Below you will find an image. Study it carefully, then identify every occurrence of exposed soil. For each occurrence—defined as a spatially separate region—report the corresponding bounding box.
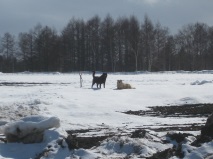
[65,103,213,152]
[122,103,213,132]
[146,123,203,132]
[123,103,213,118]
[66,129,115,149]
[65,134,108,149]
[0,82,70,86]
[0,103,212,158]
[147,146,184,159]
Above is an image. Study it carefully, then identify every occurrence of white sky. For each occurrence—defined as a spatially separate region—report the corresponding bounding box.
[0,0,213,35]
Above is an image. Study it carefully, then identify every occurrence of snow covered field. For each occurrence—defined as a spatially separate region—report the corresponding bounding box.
[0,71,213,159]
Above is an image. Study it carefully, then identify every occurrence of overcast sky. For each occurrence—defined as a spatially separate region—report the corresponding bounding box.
[0,0,213,36]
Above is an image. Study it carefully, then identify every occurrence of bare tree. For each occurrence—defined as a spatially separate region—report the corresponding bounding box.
[1,32,16,72]
[128,15,140,71]
[114,17,129,72]
[18,32,35,71]
[175,23,209,70]
[193,22,208,69]
[101,15,116,72]
[141,15,155,71]
[85,16,101,71]
[154,22,169,70]
[207,26,213,69]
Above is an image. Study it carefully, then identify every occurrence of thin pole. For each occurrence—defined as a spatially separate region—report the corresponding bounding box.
[79,72,83,87]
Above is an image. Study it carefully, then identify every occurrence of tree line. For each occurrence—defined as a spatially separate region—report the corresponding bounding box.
[0,15,213,73]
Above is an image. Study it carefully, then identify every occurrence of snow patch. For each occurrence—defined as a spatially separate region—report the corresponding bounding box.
[191,80,213,85]
[183,142,213,159]
[1,116,60,139]
[70,149,100,159]
[97,136,171,158]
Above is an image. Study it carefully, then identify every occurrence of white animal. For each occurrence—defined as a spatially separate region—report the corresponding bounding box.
[117,80,134,89]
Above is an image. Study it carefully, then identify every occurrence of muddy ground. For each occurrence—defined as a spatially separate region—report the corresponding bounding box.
[123,103,213,118]
[66,103,213,149]
[0,103,212,158]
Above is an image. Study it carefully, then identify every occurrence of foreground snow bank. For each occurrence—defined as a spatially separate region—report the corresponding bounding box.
[0,115,60,143]
[0,129,69,159]
[0,115,70,159]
